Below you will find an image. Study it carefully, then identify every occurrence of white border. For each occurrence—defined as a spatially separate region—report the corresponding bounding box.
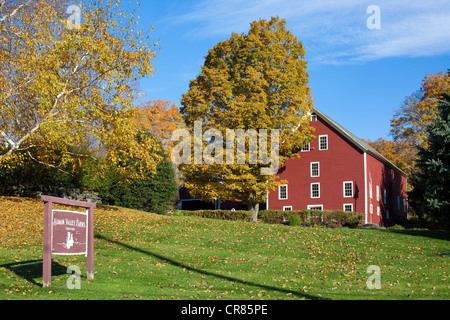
[310,162,320,177]
[51,209,88,256]
[318,135,328,150]
[301,142,310,152]
[278,184,288,200]
[343,203,353,212]
[364,152,368,224]
[310,183,320,199]
[343,181,353,198]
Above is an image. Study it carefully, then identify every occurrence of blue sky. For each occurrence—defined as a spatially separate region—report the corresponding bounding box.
[130,0,449,141]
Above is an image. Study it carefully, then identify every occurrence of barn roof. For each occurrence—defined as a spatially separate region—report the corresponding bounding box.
[312,108,406,177]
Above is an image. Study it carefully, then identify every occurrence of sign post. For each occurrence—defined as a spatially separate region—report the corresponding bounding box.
[41,196,96,288]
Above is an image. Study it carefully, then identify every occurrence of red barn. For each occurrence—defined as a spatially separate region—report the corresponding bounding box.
[268,108,408,227]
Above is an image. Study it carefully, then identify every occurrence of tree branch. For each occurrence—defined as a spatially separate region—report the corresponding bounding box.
[27,150,72,176]
[0,0,32,25]
[17,144,100,162]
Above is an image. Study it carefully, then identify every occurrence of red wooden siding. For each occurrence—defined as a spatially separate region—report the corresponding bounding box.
[268,111,408,227]
[365,153,407,226]
[269,116,366,214]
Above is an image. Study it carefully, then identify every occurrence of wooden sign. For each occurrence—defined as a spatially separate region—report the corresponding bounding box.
[41,196,96,288]
[52,210,88,256]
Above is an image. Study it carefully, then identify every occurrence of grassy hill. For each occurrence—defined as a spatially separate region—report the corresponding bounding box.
[0,196,449,300]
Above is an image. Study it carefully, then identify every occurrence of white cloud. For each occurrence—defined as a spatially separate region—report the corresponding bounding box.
[356,11,450,60]
[166,0,450,65]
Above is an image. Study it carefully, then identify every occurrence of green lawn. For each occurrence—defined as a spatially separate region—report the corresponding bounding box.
[0,197,449,300]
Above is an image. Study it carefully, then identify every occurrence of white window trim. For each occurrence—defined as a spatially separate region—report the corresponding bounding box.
[343,181,353,198]
[307,205,323,210]
[279,185,288,200]
[311,183,320,199]
[364,153,368,224]
[370,204,373,214]
[343,203,353,212]
[311,115,317,122]
[376,186,380,201]
[301,142,310,152]
[310,162,320,177]
[318,135,328,151]
[283,206,293,211]
[377,206,380,216]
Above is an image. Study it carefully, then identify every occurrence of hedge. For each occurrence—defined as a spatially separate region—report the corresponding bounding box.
[173,209,364,228]
[177,210,252,221]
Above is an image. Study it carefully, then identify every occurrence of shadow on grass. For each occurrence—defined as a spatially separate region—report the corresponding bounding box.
[95,233,327,300]
[0,259,68,287]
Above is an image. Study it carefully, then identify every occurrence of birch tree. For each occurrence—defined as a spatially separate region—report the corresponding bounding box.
[0,0,162,179]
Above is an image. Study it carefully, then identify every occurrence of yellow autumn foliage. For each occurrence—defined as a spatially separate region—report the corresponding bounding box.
[0,0,161,179]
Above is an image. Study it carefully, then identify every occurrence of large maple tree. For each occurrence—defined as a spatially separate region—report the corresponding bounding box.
[179,17,315,222]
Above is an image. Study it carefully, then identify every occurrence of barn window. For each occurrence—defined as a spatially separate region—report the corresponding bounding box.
[311,183,320,198]
[343,181,353,198]
[301,142,310,152]
[343,204,353,212]
[377,206,380,216]
[319,135,328,150]
[397,196,400,210]
[307,205,323,210]
[376,185,380,201]
[311,115,317,122]
[279,185,288,200]
[311,162,320,177]
[283,206,292,211]
[383,189,387,204]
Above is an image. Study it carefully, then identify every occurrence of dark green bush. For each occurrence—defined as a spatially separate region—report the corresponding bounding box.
[97,156,177,215]
[257,209,312,224]
[322,210,363,228]
[177,208,364,228]
[258,209,288,224]
[287,215,302,226]
[95,131,178,214]
[180,210,252,221]
[172,211,184,217]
